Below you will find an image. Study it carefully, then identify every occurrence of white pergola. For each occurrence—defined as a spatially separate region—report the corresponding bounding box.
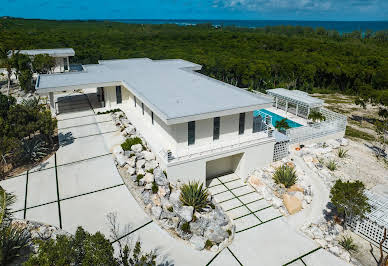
[266,88,324,118]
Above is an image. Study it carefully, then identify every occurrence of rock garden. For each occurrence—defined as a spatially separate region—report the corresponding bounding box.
[248,159,313,216]
[110,111,235,252]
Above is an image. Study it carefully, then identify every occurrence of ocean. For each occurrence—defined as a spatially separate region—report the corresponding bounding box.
[108,19,388,33]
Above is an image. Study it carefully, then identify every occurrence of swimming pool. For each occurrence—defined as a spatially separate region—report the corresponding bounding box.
[254,109,302,128]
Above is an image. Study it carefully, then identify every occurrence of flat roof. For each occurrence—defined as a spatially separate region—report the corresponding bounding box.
[36,58,272,124]
[14,48,75,57]
[267,88,324,108]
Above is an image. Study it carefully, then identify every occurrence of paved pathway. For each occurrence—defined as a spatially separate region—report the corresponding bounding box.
[0,91,350,265]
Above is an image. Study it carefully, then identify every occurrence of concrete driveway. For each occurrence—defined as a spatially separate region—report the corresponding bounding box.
[0,91,351,266]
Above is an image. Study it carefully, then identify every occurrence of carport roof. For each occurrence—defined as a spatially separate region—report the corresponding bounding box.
[12,48,75,57]
[36,58,273,125]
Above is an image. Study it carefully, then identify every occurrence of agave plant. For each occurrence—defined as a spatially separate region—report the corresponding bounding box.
[21,137,49,162]
[339,235,358,253]
[337,148,349,158]
[179,182,209,212]
[21,97,41,109]
[273,165,298,188]
[326,160,337,171]
[0,186,16,225]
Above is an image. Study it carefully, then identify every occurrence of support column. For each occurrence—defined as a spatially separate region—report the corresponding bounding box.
[49,92,56,116]
[66,56,70,72]
[275,97,278,109]
[296,104,299,117]
[307,107,310,119]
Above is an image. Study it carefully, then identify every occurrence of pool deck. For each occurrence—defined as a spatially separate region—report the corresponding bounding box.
[266,107,309,126]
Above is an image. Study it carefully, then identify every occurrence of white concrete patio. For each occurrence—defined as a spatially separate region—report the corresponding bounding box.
[0,91,351,266]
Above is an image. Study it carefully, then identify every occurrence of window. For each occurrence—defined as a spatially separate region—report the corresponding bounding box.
[142,103,144,115]
[239,113,245,135]
[188,121,195,145]
[134,96,136,107]
[151,112,154,125]
[213,117,220,140]
[116,86,122,104]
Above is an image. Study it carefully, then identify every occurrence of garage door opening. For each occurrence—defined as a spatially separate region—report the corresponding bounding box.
[206,153,243,180]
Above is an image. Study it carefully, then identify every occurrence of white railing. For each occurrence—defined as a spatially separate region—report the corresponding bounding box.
[286,108,347,144]
[160,132,271,164]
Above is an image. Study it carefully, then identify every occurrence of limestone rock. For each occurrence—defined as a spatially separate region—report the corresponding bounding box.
[152,194,161,206]
[127,167,135,176]
[144,173,154,183]
[142,151,155,161]
[340,138,349,146]
[124,125,135,136]
[190,217,209,236]
[212,207,229,227]
[283,194,302,215]
[190,235,206,250]
[154,168,169,186]
[288,184,304,193]
[136,159,146,169]
[169,189,182,207]
[204,222,228,243]
[142,191,152,205]
[131,144,143,153]
[144,183,153,190]
[248,176,265,189]
[294,191,304,201]
[115,154,127,167]
[176,206,194,222]
[145,160,158,171]
[113,145,124,155]
[151,206,162,219]
[272,197,283,209]
[127,156,136,167]
[157,186,168,198]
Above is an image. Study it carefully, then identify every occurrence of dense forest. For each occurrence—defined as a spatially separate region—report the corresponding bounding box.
[0,18,387,105]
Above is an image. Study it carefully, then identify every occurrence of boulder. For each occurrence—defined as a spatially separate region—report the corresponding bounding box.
[143,173,154,183]
[288,184,304,193]
[152,194,161,206]
[190,217,209,236]
[145,160,158,171]
[154,168,169,186]
[329,246,341,256]
[190,235,206,251]
[248,176,265,189]
[127,167,135,176]
[115,154,127,167]
[286,161,295,168]
[272,197,283,209]
[315,238,328,248]
[124,150,134,157]
[127,156,136,168]
[113,145,124,155]
[157,186,169,198]
[142,191,152,205]
[169,190,182,207]
[176,206,194,222]
[212,207,229,227]
[142,151,155,161]
[136,159,146,169]
[305,195,312,204]
[294,191,304,201]
[283,194,302,215]
[162,217,179,229]
[340,138,349,146]
[144,183,153,190]
[151,206,162,219]
[131,144,143,153]
[124,125,135,136]
[204,222,228,243]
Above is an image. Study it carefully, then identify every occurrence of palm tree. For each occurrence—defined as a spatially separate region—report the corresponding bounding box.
[0,186,16,225]
[275,118,290,133]
[308,110,326,123]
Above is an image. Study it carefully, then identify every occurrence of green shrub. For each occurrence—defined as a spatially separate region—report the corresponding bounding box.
[345,126,375,141]
[209,203,215,209]
[326,160,337,171]
[121,137,143,151]
[21,137,49,163]
[167,206,173,212]
[96,108,122,115]
[204,240,213,249]
[0,225,32,265]
[180,222,190,234]
[273,165,298,188]
[151,182,158,194]
[146,168,154,174]
[180,181,209,212]
[163,170,167,177]
[227,229,232,236]
[136,174,144,185]
[337,148,349,158]
[339,236,358,253]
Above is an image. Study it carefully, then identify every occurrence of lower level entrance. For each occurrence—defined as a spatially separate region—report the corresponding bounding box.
[205,153,243,179]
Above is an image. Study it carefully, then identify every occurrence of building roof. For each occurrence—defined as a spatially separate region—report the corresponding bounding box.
[14,48,75,57]
[267,88,324,108]
[36,58,272,125]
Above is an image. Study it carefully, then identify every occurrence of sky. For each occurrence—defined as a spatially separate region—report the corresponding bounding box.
[2,0,388,21]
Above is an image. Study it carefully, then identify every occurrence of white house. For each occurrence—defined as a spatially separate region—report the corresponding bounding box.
[14,48,75,73]
[36,58,276,185]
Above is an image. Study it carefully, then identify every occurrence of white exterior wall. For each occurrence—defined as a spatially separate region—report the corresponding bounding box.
[102,85,275,186]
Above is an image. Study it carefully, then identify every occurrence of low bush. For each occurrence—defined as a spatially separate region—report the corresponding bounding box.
[21,137,49,163]
[204,240,213,249]
[339,236,358,253]
[180,222,191,234]
[146,168,154,174]
[180,181,209,212]
[121,137,143,151]
[96,108,122,115]
[167,206,173,212]
[273,165,298,188]
[136,174,144,185]
[326,160,337,171]
[345,126,375,141]
[151,182,158,194]
[337,148,349,158]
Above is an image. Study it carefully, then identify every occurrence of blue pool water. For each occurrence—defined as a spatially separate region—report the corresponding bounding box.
[254,109,302,128]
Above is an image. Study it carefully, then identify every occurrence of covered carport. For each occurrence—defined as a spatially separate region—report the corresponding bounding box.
[206,153,243,179]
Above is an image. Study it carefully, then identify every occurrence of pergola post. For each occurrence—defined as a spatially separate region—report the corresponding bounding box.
[307,107,310,119]
[285,100,288,114]
[49,92,56,115]
[296,104,299,117]
[66,56,70,71]
[275,97,278,109]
